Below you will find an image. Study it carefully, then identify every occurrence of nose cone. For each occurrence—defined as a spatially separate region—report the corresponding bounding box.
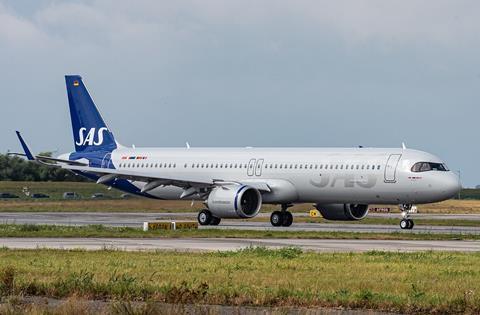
[442,173,462,199]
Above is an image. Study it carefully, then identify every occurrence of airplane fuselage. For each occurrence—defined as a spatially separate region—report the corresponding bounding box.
[70,146,460,205]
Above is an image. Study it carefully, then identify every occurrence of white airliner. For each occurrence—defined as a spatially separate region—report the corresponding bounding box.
[13,75,461,229]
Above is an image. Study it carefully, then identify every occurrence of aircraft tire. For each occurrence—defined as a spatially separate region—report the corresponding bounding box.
[270,211,283,227]
[407,219,414,229]
[282,211,293,227]
[400,219,409,230]
[198,209,213,226]
[210,217,221,226]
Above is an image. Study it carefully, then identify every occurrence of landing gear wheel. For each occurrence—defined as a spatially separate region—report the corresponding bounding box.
[198,209,213,226]
[282,211,293,227]
[270,211,283,227]
[407,219,414,229]
[400,219,409,230]
[210,217,221,226]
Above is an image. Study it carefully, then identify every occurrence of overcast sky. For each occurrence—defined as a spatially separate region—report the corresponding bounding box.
[0,1,478,186]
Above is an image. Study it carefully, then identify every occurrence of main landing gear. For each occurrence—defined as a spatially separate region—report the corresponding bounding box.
[197,209,221,226]
[399,204,417,230]
[270,204,293,227]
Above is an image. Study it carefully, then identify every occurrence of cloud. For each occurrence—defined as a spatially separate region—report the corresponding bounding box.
[0,3,49,48]
[0,1,478,185]
[2,0,479,50]
[302,0,480,47]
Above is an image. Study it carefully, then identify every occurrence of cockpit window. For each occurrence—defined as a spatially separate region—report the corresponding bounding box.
[411,162,449,172]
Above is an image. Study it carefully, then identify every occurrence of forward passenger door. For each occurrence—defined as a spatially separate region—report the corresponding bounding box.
[384,154,402,183]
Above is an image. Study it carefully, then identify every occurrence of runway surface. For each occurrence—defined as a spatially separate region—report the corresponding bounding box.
[1,212,480,234]
[0,237,479,252]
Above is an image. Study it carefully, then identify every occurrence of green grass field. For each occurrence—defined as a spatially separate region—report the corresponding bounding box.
[0,224,478,241]
[0,181,126,200]
[0,248,479,314]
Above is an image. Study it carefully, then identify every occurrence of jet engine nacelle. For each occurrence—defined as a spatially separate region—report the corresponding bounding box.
[315,204,369,221]
[207,185,262,218]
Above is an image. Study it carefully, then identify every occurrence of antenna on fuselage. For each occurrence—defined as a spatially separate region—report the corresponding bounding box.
[402,142,407,150]
[186,142,190,149]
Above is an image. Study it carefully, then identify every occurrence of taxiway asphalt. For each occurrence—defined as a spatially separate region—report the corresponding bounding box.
[1,212,479,234]
[0,237,479,252]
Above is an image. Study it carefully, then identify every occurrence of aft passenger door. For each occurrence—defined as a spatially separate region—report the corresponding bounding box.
[384,154,402,183]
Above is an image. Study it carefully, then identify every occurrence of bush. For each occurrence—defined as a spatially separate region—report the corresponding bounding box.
[0,154,88,182]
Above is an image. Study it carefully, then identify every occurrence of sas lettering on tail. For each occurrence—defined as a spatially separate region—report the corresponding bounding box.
[75,127,109,146]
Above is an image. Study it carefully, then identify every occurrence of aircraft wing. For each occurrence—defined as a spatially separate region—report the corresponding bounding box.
[64,164,214,188]
[63,164,272,193]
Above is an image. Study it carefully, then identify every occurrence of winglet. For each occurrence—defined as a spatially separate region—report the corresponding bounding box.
[15,131,35,161]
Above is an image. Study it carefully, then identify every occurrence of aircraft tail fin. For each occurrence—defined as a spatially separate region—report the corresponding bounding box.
[65,75,117,153]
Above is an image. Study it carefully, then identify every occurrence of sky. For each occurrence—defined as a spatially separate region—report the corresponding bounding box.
[0,0,478,186]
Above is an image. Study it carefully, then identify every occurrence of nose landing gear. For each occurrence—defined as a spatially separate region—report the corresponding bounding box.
[399,204,417,230]
[400,218,414,229]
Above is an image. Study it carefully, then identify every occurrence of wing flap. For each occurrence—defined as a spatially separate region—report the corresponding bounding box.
[63,164,273,193]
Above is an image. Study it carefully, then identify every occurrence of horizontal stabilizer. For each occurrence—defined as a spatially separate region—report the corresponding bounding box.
[11,132,88,166]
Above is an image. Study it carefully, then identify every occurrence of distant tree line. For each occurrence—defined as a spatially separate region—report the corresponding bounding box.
[0,154,88,182]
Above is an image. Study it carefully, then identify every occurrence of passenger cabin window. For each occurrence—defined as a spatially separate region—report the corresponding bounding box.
[411,162,449,172]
